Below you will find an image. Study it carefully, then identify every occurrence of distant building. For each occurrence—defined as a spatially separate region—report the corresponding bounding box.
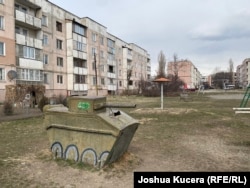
[236,58,250,88]
[167,60,202,90]
[0,0,151,103]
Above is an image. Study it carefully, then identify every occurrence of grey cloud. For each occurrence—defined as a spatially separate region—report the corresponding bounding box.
[190,10,250,41]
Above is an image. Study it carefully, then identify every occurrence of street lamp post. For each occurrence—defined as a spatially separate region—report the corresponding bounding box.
[153,77,171,109]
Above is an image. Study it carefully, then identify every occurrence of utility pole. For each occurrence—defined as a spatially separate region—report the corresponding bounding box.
[94,53,98,96]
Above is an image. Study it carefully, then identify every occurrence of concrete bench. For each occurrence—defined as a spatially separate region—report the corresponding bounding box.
[233,108,250,114]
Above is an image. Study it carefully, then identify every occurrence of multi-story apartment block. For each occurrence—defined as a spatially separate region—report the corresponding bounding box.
[0,0,151,103]
[236,58,250,88]
[167,60,202,89]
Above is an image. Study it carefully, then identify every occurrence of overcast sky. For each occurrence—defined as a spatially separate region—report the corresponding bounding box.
[50,0,250,76]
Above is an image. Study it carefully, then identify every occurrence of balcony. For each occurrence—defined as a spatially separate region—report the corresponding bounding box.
[108,84,117,91]
[107,72,116,78]
[15,0,42,9]
[15,10,41,30]
[16,33,42,49]
[73,50,87,60]
[18,58,43,70]
[108,47,115,54]
[74,84,88,91]
[107,59,116,66]
[123,47,132,60]
[73,67,87,75]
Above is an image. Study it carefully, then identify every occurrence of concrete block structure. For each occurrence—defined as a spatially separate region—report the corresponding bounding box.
[0,0,151,103]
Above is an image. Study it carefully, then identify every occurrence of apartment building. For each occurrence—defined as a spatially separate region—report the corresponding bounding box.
[236,58,250,88]
[167,60,202,89]
[0,0,151,103]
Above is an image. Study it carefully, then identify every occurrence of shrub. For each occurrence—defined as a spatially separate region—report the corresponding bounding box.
[3,101,14,116]
[38,96,49,112]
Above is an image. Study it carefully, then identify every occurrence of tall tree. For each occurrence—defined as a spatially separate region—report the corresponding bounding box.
[156,50,166,78]
[228,58,234,84]
[172,53,179,80]
[126,66,133,94]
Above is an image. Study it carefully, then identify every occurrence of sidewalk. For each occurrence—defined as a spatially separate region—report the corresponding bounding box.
[0,105,43,122]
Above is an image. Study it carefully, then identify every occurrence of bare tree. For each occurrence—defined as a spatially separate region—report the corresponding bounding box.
[166,53,186,92]
[126,66,133,94]
[156,50,166,78]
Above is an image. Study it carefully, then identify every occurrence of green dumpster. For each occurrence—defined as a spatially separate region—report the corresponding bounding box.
[43,96,139,168]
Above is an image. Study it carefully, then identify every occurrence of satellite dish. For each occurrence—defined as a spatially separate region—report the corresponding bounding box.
[7,70,17,80]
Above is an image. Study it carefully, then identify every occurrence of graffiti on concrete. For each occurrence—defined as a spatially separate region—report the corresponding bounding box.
[51,141,109,168]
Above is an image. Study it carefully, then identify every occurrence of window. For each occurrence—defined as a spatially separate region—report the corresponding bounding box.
[57,75,63,84]
[107,39,115,48]
[100,51,104,58]
[92,48,96,56]
[101,78,105,85]
[92,33,97,42]
[92,62,96,71]
[0,0,4,4]
[15,27,28,36]
[108,65,114,73]
[92,76,97,85]
[43,34,48,45]
[0,16,4,30]
[100,36,104,45]
[119,81,122,87]
[42,15,48,26]
[109,78,114,84]
[129,80,133,86]
[74,74,86,84]
[15,4,27,13]
[23,46,35,59]
[44,73,48,84]
[17,69,42,81]
[43,54,48,64]
[57,57,63,67]
[0,68,5,80]
[73,41,85,51]
[73,23,85,36]
[56,21,62,32]
[22,29,28,36]
[0,42,5,56]
[56,39,63,49]
[74,59,87,68]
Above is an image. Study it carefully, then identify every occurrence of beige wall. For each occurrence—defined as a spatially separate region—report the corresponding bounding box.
[0,1,16,102]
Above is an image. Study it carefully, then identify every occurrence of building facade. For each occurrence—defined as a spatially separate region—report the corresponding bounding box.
[167,60,202,89]
[0,0,151,103]
[236,58,250,88]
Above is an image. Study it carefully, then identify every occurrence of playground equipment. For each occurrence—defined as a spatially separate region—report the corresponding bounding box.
[233,85,250,114]
[43,96,138,168]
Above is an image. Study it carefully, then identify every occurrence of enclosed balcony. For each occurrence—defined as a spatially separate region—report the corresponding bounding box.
[17,58,43,70]
[108,84,117,91]
[16,33,42,49]
[73,67,87,75]
[15,9,41,30]
[73,84,88,91]
[15,0,42,9]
